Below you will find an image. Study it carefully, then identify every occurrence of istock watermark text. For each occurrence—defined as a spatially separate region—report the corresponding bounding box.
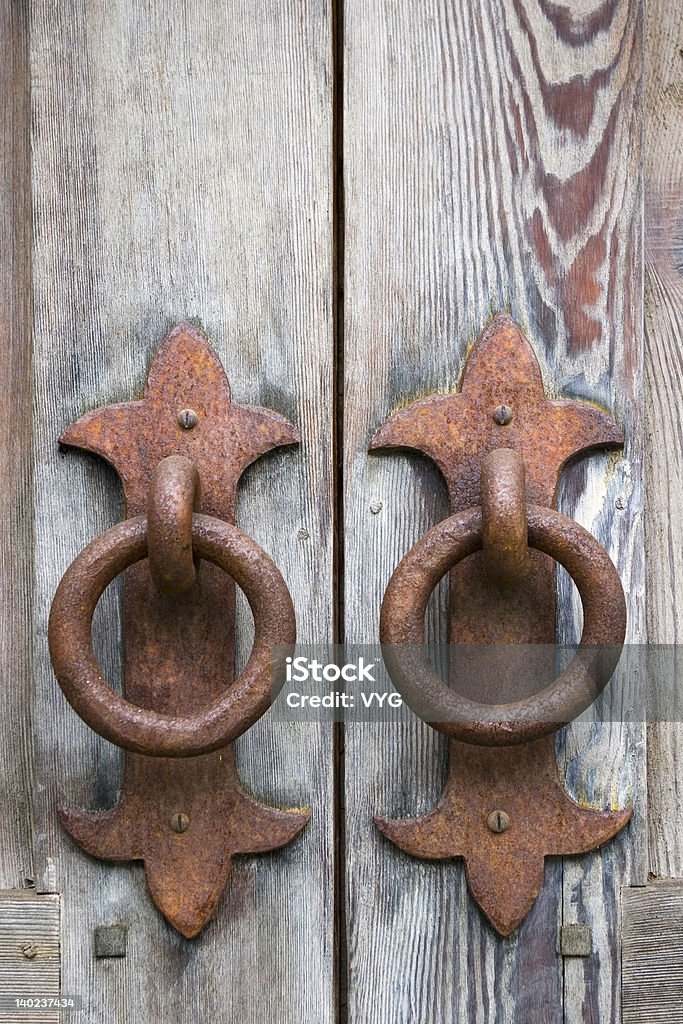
[272,645,408,722]
[285,655,377,684]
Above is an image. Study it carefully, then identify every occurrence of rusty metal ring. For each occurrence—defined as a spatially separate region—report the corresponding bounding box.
[379,504,626,746]
[48,514,295,757]
[148,455,201,597]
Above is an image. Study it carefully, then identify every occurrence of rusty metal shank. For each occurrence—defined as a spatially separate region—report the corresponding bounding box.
[48,513,295,757]
[379,503,626,745]
[480,448,528,585]
[148,455,201,597]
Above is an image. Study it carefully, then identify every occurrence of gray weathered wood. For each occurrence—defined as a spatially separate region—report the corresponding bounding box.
[30,2,334,1021]
[0,890,60,1024]
[342,1,644,1021]
[0,0,34,890]
[643,1,683,878]
[622,881,683,1022]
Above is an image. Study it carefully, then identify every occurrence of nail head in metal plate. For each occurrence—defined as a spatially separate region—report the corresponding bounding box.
[170,812,190,833]
[486,809,510,833]
[492,403,513,426]
[177,408,198,429]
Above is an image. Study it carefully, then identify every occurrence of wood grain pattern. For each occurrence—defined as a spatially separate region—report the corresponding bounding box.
[30,3,334,1021]
[643,1,683,878]
[622,881,683,1023]
[342,1,643,1021]
[0,0,34,890]
[0,890,60,1023]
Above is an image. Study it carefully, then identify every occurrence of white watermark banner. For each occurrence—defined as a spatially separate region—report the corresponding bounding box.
[269,644,674,724]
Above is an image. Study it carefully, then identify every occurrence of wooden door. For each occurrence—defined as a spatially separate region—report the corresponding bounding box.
[1,1,682,1022]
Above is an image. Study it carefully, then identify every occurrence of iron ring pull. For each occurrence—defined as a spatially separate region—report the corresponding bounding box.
[379,449,627,746]
[48,455,295,758]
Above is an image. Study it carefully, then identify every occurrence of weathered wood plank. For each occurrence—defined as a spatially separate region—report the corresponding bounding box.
[342,2,644,1021]
[643,2,683,877]
[30,3,334,1021]
[0,0,34,890]
[622,881,683,1023]
[0,890,60,1024]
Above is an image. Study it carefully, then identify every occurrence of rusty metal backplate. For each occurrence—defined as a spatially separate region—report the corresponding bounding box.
[376,736,630,937]
[57,323,309,938]
[372,313,631,935]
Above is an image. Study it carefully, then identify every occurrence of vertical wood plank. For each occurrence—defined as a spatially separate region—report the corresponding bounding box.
[342,2,643,1021]
[622,881,683,1023]
[30,3,334,1021]
[643,2,683,877]
[0,0,34,889]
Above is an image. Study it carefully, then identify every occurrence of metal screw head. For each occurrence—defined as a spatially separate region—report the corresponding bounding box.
[20,942,38,959]
[370,500,383,515]
[492,404,513,426]
[177,408,198,430]
[170,812,190,833]
[486,809,510,833]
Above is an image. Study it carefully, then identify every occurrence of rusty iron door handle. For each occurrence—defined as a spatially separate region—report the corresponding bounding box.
[47,324,309,938]
[379,448,626,746]
[49,458,295,757]
[372,314,632,936]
